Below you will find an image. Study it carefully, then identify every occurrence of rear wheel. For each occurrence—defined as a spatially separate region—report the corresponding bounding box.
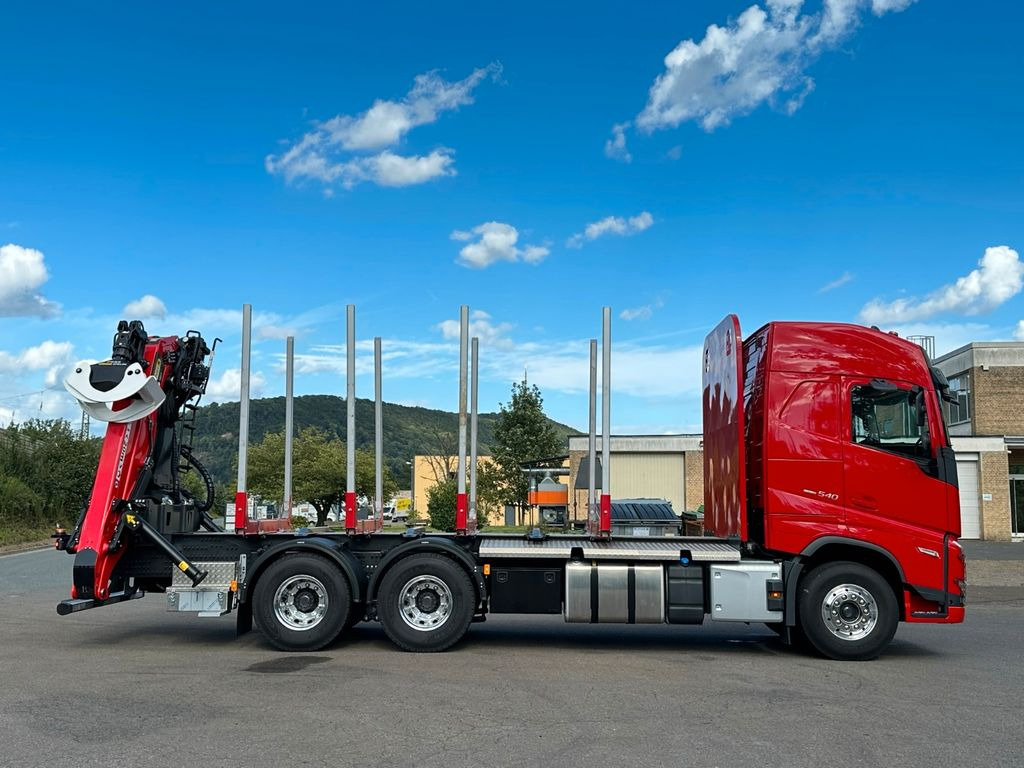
[377,554,475,652]
[253,553,351,651]
[797,561,897,661]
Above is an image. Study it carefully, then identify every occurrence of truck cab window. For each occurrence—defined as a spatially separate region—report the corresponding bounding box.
[851,386,927,460]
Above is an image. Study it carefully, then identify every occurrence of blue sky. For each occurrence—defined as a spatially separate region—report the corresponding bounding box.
[1,0,1022,435]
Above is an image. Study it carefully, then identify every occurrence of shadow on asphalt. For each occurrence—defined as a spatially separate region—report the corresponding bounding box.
[67,608,942,662]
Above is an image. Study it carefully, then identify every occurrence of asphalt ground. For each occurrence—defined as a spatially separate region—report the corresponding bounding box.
[1,548,1022,768]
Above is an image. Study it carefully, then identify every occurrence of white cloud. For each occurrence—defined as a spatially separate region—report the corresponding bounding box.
[0,340,76,424]
[257,324,298,341]
[1015,321,1024,342]
[437,309,515,347]
[452,222,550,269]
[604,122,632,163]
[819,271,853,293]
[859,245,1023,324]
[266,65,499,190]
[204,368,266,402]
[503,341,704,400]
[567,211,653,249]
[620,306,654,322]
[625,0,916,145]
[122,294,167,320]
[365,149,455,186]
[0,243,60,318]
[0,340,74,374]
[621,295,666,322]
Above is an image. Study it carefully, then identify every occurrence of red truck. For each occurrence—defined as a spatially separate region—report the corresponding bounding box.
[53,312,964,661]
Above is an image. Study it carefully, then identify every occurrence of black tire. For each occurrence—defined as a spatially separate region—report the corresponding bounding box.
[253,553,351,651]
[797,561,898,661]
[376,553,475,652]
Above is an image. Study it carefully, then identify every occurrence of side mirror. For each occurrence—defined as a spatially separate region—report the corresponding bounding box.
[913,387,932,456]
[930,366,959,404]
[913,387,926,427]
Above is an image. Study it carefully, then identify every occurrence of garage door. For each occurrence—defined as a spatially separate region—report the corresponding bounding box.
[609,453,685,514]
[956,458,981,539]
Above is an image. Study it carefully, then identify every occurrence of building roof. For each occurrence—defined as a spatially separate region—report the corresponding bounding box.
[567,434,702,452]
[934,341,1024,374]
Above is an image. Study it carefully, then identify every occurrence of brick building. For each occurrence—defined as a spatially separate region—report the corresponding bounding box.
[933,341,1024,540]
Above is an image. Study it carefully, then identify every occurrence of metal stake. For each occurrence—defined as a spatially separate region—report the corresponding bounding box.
[234,304,252,532]
[456,305,469,533]
[374,336,383,530]
[588,338,597,528]
[469,336,479,530]
[284,335,294,521]
[600,307,611,536]
[345,305,356,532]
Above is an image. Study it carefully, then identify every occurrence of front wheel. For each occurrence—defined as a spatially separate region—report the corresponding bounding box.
[253,553,351,651]
[797,562,898,661]
[377,554,475,652]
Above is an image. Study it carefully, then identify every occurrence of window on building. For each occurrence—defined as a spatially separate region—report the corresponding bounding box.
[945,371,971,424]
[851,385,928,460]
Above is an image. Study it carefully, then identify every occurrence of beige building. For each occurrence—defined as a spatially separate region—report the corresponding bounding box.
[934,341,1024,540]
[411,454,499,524]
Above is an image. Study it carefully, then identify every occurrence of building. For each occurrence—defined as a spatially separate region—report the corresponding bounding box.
[566,435,704,525]
[411,454,499,524]
[933,341,1024,540]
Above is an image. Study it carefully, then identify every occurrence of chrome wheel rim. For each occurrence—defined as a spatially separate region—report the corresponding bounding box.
[398,575,453,632]
[273,575,329,631]
[821,583,878,641]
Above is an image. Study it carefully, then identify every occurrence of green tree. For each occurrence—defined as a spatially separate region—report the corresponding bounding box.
[247,427,397,526]
[426,478,457,531]
[293,433,346,525]
[491,381,563,521]
[475,462,506,526]
[0,419,101,544]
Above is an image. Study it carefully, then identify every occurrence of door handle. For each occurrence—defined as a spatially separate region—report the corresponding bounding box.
[850,495,879,511]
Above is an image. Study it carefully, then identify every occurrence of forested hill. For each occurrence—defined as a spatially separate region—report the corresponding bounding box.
[191,395,578,488]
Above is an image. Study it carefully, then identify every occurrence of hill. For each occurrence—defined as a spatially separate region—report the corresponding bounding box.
[190,395,577,489]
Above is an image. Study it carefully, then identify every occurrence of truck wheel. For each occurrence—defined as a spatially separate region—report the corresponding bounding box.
[797,562,897,661]
[253,553,351,652]
[377,554,474,652]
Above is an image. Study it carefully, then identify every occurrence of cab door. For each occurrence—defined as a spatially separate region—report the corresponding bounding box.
[842,378,949,536]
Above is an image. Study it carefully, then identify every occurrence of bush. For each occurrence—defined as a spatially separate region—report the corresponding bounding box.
[289,514,310,528]
[426,478,457,532]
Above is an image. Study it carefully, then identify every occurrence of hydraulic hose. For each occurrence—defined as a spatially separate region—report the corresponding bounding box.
[180,446,215,513]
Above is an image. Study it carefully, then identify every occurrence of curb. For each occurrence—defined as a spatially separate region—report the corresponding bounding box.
[0,540,52,557]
